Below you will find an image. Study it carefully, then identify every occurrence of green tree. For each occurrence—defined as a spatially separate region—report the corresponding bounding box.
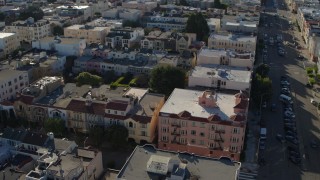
[44,118,65,137]
[19,6,44,21]
[47,0,57,3]
[53,25,64,36]
[104,125,129,150]
[185,13,210,41]
[255,63,270,77]
[213,0,228,9]
[251,74,273,105]
[75,72,103,86]
[123,20,141,28]
[179,0,189,6]
[89,126,104,146]
[149,66,186,97]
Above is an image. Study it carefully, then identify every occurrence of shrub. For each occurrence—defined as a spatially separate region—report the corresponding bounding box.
[306,67,314,74]
[308,74,315,78]
[316,74,320,80]
[309,77,316,85]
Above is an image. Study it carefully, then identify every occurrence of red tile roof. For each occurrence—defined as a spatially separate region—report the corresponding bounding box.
[105,100,129,111]
[19,95,34,104]
[66,99,106,115]
[131,115,152,124]
[230,114,246,122]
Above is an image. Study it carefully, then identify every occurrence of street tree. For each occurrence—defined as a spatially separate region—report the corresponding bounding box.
[185,12,210,41]
[149,65,186,97]
[19,6,44,21]
[75,72,103,87]
[53,25,64,36]
[255,63,270,77]
[251,74,273,105]
[44,118,65,137]
[104,125,129,150]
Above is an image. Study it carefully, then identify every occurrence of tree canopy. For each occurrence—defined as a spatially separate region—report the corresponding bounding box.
[255,63,270,77]
[213,0,228,9]
[104,125,129,150]
[149,66,186,97]
[251,74,273,105]
[75,72,103,87]
[185,12,210,41]
[0,12,6,21]
[44,118,65,137]
[53,25,64,36]
[19,6,44,21]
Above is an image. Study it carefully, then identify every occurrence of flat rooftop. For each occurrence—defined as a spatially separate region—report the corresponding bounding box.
[117,145,241,180]
[199,48,253,59]
[160,88,236,120]
[0,32,15,39]
[66,25,108,31]
[190,65,251,83]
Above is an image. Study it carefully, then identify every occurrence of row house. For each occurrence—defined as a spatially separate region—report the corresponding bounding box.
[105,27,144,49]
[197,48,254,69]
[220,14,259,33]
[141,30,196,52]
[122,0,157,13]
[297,7,320,44]
[56,5,93,22]
[158,89,249,161]
[5,17,50,43]
[64,24,110,44]
[208,32,257,54]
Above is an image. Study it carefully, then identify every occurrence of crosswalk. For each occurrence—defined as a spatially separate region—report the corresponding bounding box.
[238,171,258,180]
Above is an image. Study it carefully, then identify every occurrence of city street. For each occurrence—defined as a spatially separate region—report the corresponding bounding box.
[258,0,320,179]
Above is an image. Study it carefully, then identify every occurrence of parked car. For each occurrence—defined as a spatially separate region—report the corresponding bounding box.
[271,103,277,111]
[259,140,266,150]
[306,83,313,88]
[286,136,299,145]
[285,130,297,137]
[276,134,285,143]
[281,81,290,85]
[289,156,301,165]
[310,140,319,149]
[311,99,318,106]
[284,111,295,118]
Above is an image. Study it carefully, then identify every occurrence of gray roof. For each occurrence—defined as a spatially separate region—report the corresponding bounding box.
[117,145,241,180]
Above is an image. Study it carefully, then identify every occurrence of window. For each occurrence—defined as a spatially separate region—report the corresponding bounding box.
[114,111,117,114]
[192,122,196,127]
[200,123,205,128]
[199,140,204,145]
[141,131,146,136]
[129,122,133,128]
[162,127,167,133]
[8,81,11,86]
[180,138,185,144]
[162,136,168,141]
[200,132,205,137]
[191,130,196,135]
[233,128,239,134]
[191,139,196,144]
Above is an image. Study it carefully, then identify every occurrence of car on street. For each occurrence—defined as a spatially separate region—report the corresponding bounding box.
[311,99,318,106]
[289,156,301,165]
[310,140,319,149]
[285,136,299,145]
[276,134,285,143]
[259,140,266,150]
[284,111,295,118]
[271,103,276,111]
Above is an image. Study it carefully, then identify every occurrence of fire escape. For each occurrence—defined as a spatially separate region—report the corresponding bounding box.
[214,129,225,150]
[171,123,181,144]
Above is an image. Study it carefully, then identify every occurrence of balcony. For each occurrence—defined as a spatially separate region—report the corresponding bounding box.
[214,138,224,143]
[171,123,181,127]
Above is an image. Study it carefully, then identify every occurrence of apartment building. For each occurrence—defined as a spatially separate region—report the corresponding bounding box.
[208,33,257,53]
[158,89,248,161]
[32,36,87,56]
[56,5,93,22]
[117,144,241,180]
[5,17,50,43]
[145,14,188,31]
[297,7,320,44]
[122,0,157,13]
[13,76,63,125]
[188,65,251,91]
[308,33,320,61]
[141,30,196,52]
[0,70,29,102]
[0,33,19,56]
[64,24,110,44]
[105,27,144,49]
[220,13,259,33]
[197,48,254,68]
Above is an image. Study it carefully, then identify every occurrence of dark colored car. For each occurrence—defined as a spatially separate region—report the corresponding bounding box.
[276,134,285,143]
[271,103,277,112]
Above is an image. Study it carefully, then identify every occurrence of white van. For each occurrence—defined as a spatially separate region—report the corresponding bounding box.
[279,94,293,104]
[260,128,267,139]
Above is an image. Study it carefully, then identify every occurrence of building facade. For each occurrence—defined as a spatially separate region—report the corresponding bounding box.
[64,25,110,44]
[0,70,29,102]
[0,33,19,56]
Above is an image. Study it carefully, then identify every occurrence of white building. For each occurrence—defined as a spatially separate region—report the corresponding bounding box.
[0,33,19,56]
[5,17,50,43]
[56,5,93,22]
[208,33,257,53]
[146,15,188,31]
[188,65,251,90]
[0,70,29,102]
[197,48,254,68]
[221,15,259,33]
[32,36,87,56]
[119,8,142,21]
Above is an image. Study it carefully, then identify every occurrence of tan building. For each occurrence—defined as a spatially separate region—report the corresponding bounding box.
[122,0,157,13]
[5,17,50,43]
[208,32,257,53]
[0,70,29,102]
[0,33,19,56]
[64,24,110,44]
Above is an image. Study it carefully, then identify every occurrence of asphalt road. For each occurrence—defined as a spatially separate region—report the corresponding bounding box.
[258,0,320,180]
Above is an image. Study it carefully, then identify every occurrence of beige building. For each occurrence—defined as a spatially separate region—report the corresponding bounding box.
[0,70,29,102]
[64,24,110,44]
[5,17,50,43]
[122,0,157,13]
[0,33,19,56]
[208,33,257,53]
